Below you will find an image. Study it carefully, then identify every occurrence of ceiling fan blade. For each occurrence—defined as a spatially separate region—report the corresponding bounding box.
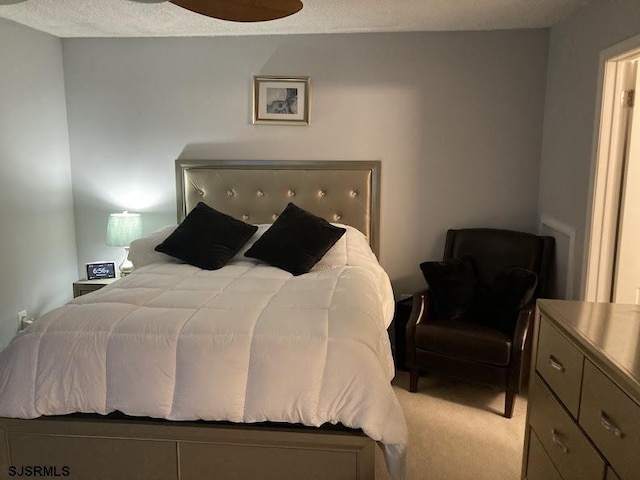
[170,0,303,22]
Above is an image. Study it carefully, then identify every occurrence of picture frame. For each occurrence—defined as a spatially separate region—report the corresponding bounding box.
[86,261,117,280]
[253,75,310,125]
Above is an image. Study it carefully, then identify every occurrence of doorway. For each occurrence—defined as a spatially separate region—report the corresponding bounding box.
[585,37,640,304]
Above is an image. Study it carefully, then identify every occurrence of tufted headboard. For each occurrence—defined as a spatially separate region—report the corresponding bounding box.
[176,160,381,255]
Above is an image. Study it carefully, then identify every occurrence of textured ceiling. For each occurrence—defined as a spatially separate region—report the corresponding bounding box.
[0,0,590,38]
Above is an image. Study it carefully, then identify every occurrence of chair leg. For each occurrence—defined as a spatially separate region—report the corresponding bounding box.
[409,368,420,392]
[504,389,516,418]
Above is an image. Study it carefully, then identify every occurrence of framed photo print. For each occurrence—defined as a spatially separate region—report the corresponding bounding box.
[253,75,310,125]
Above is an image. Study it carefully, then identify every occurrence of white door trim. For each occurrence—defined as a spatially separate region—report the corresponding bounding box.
[584,35,640,302]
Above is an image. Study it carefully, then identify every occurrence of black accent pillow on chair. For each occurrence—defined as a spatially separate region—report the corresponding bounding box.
[155,202,258,270]
[472,267,538,336]
[244,203,346,276]
[419,256,478,319]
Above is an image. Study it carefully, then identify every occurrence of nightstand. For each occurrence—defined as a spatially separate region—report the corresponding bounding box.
[390,296,413,371]
[73,278,117,298]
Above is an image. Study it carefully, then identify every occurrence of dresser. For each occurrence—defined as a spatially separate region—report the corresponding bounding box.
[522,300,640,480]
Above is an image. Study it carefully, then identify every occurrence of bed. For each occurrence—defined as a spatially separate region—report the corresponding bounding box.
[0,160,407,480]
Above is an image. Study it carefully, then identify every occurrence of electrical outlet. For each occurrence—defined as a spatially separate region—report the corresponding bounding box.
[18,310,31,331]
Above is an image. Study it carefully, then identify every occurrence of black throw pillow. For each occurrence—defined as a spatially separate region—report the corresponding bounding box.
[155,202,258,270]
[472,267,538,336]
[419,256,478,319]
[244,203,346,276]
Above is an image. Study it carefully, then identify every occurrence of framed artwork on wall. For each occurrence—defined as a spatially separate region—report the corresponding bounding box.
[252,75,310,125]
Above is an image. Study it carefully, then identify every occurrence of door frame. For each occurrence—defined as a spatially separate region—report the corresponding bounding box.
[584,35,640,302]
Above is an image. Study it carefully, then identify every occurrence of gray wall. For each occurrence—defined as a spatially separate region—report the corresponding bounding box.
[0,19,77,349]
[539,0,640,299]
[63,30,549,295]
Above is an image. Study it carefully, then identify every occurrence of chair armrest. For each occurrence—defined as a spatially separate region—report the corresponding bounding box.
[513,302,534,351]
[508,302,535,391]
[405,289,430,367]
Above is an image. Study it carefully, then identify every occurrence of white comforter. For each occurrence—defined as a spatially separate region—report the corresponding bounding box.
[0,226,407,479]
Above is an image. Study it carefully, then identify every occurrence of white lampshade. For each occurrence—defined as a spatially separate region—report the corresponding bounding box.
[106,211,142,276]
[0,1,29,4]
[106,211,142,247]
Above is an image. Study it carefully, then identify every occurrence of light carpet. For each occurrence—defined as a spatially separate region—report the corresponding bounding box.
[375,371,527,480]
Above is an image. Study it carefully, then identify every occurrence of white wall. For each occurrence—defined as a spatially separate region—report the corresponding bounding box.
[0,19,77,349]
[539,0,640,299]
[63,30,549,295]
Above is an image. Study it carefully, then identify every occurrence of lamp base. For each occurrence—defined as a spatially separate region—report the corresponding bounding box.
[119,246,135,277]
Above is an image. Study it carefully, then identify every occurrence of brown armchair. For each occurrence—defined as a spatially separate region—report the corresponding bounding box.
[406,228,554,418]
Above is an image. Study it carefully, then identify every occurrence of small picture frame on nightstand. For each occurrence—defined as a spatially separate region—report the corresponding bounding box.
[86,261,116,280]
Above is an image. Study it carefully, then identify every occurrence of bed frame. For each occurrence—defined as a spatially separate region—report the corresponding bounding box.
[0,160,383,480]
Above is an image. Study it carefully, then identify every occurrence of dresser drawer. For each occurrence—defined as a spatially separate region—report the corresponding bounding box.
[526,427,562,480]
[579,360,640,480]
[530,374,605,480]
[536,317,584,417]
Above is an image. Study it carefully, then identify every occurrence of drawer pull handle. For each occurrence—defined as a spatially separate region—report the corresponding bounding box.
[548,355,565,372]
[600,413,625,439]
[551,429,569,454]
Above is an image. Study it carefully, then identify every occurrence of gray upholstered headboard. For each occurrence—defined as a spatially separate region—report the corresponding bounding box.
[175,160,381,255]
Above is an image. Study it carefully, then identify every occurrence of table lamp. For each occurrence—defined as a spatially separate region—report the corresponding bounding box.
[106,211,142,276]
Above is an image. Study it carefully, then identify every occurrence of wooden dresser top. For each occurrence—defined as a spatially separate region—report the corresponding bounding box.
[537,299,640,404]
